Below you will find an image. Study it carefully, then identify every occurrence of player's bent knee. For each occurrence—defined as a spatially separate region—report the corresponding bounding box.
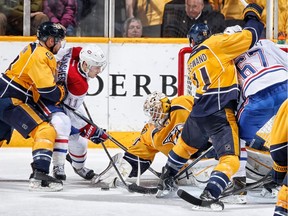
[31,122,56,151]
[215,155,240,179]
[51,112,71,136]
[173,136,198,159]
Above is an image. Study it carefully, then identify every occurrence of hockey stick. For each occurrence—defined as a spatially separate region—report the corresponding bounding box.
[100,141,128,187]
[174,145,214,181]
[106,135,161,178]
[124,146,215,194]
[64,104,161,178]
[177,169,273,209]
[83,102,93,121]
[220,170,273,198]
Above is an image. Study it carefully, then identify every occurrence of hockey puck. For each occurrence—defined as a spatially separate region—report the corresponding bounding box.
[101,187,110,191]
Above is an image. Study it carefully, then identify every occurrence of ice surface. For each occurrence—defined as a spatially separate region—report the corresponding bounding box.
[0,148,276,216]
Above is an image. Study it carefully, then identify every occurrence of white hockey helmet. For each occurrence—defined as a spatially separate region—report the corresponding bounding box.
[79,45,107,78]
[224,25,242,35]
[143,91,171,129]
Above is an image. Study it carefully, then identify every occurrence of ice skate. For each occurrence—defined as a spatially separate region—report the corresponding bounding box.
[66,153,96,180]
[193,189,224,211]
[260,181,280,198]
[156,166,178,198]
[53,165,66,181]
[29,170,63,192]
[221,176,247,204]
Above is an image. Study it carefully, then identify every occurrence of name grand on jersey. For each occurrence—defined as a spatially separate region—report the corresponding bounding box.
[188,53,208,70]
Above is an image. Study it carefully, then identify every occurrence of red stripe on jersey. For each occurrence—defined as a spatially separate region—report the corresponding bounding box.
[55,139,69,143]
[69,151,87,158]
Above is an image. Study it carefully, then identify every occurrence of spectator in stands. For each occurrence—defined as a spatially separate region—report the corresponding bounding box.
[43,0,77,36]
[0,13,6,35]
[161,0,226,37]
[122,17,143,37]
[217,0,245,27]
[250,0,287,40]
[0,0,49,36]
[211,0,287,40]
[125,0,171,37]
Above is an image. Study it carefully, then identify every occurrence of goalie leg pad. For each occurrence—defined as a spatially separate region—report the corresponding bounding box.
[92,153,132,187]
[123,152,151,177]
[245,147,273,181]
[177,158,217,186]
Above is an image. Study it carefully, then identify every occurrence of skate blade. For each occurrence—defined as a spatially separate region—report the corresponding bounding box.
[191,202,224,211]
[29,181,63,192]
[156,189,177,198]
[221,195,247,204]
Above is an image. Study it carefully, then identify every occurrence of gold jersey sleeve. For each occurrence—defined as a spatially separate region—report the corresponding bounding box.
[5,43,57,102]
[127,123,159,162]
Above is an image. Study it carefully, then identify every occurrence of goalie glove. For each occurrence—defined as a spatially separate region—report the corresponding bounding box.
[243,3,263,22]
[80,124,108,144]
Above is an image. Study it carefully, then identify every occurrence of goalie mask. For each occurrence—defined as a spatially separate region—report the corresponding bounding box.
[79,45,107,78]
[143,91,171,129]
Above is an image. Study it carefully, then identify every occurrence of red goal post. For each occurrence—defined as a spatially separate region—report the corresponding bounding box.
[177,46,288,96]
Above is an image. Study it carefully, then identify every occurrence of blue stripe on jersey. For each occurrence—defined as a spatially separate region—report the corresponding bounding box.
[30,42,37,52]
[167,150,188,175]
[190,45,209,57]
[205,171,230,198]
[53,148,68,153]
[32,149,53,173]
[170,105,186,112]
[192,85,239,117]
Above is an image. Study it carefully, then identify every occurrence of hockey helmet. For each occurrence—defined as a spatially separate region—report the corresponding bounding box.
[143,91,171,129]
[187,23,211,48]
[37,21,66,43]
[79,45,107,78]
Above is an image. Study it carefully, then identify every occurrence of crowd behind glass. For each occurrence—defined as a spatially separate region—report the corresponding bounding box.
[0,0,286,40]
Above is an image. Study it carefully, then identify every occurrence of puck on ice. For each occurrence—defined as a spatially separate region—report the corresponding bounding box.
[101,187,110,191]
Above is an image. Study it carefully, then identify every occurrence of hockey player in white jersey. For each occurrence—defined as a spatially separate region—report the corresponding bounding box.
[222,25,288,203]
[38,45,109,181]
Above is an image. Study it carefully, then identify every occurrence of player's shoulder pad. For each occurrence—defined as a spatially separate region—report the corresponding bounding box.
[170,95,194,112]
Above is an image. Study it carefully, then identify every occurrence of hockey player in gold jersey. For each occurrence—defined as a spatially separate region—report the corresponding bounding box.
[156,3,264,204]
[92,91,213,187]
[269,99,288,216]
[0,22,66,191]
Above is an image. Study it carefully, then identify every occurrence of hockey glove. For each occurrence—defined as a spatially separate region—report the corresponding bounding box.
[243,3,263,22]
[80,124,108,144]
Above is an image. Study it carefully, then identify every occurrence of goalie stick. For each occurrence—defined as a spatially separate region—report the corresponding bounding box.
[177,170,273,210]
[119,145,215,194]
[64,104,161,178]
